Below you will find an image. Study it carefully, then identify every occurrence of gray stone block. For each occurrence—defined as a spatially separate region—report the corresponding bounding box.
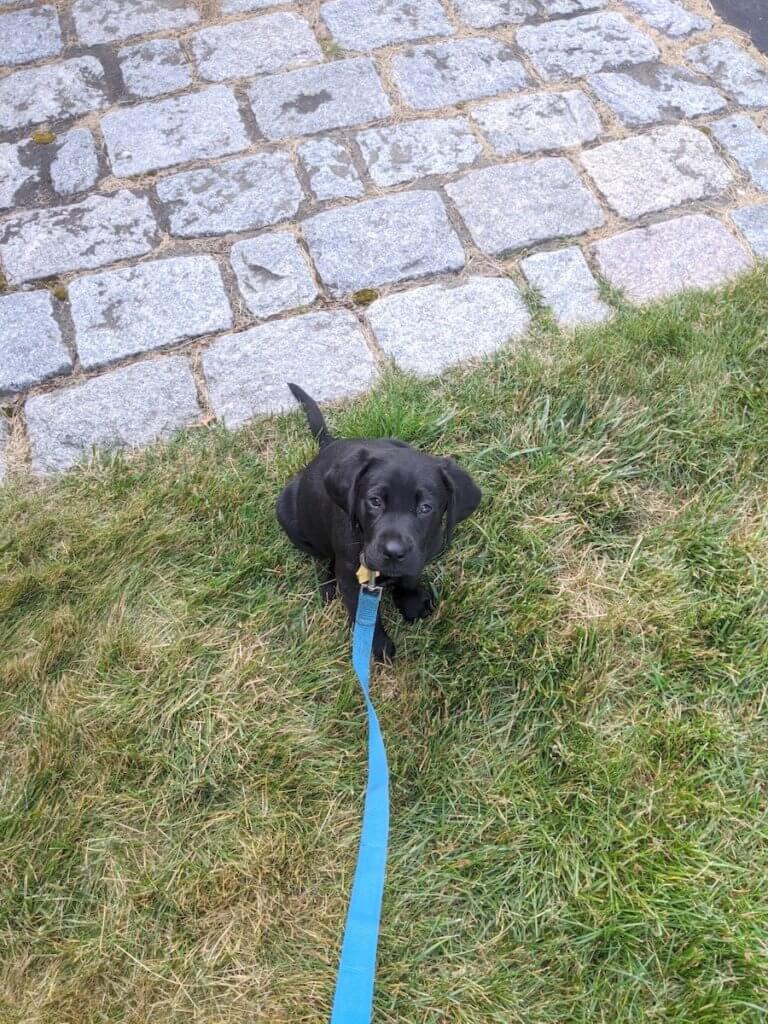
[248,58,391,140]
[686,40,768,109]
[302,191,465,296]
[391,38,530,110]
[366,276,530,375]
[732,202,768,258]
[230,233,318,318]
[119,39,192,98]
[321,0,453,50]
[102,87,249,177]
[355,118,482,186]
[538,0,604,11]
[622,0,710,37]
[297,137,364,199]
[588,65,726,127]
[0,191,158,285]
[446,158,604,255]
[156,152,303,237]
[69,256,233,370]
[26,357,201,475]
[0,129,99,210]
[471,90,601,156]
[710,115,768,192]
[50,129,100,197]
[592,215,752,303]
[202,311,376,427]
[452,0,536,28]
[0,142,38,211]
[521,247,611,327]
[0,58,109,134]
[0,5,62,66]
[190,13,322,82]
[581,125,732,219]
[222,0,275,9]
[72,0,199,45]
[518,13,658,81]
[0,291,72,397]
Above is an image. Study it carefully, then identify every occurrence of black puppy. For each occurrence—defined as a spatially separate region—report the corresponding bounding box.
[277,384,481,661]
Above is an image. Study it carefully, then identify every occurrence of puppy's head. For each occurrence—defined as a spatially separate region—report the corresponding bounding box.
[324,443,481,577]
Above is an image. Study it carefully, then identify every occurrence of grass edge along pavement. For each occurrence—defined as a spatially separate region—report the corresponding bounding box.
[1,268,768,1023]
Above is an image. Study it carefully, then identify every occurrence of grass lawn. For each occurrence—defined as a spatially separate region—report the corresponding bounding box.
[2,268,768,1024]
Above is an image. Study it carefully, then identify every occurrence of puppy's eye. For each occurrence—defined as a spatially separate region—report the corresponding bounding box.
[417,502,433,515]
[368,496,383,509]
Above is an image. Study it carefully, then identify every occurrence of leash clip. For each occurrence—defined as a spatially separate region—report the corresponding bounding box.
[356,560,381,594]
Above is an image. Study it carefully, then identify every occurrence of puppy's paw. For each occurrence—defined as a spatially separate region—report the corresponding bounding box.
[394,584,435,623]
[373,632,396,664]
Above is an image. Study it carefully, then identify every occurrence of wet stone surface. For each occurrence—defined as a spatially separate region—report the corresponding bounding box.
[0,6,62,67]
[230,233,319,318]
[471,89,602,155]
[518,13,659,81]
[0,291,72,396]
[71,0,199,46]
[355,118,482,185]
[190,13,322,82]
[0,58,110,134]
[321,0,454,51]
[118,39,192,98]
[298,137,364,200]
[710,115,768,191]
[0,129,100,210]
[588,65,727,126]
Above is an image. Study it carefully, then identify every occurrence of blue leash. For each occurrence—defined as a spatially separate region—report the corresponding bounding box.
[330,583,388,1024]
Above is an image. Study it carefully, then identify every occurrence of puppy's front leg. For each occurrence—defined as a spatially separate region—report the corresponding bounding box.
[393,575,435,623]
[337,569,395,663]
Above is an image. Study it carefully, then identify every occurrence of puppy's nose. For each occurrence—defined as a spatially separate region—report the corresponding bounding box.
[382,538,408,562]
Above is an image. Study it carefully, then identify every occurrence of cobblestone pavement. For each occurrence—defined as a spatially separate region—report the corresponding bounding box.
[1,0,768,476]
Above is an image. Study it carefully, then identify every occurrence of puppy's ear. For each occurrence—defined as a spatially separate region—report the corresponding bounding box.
[440,458,481,548]
[324,447,374,526]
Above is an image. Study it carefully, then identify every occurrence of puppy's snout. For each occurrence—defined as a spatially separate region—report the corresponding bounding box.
[382,537,410,562]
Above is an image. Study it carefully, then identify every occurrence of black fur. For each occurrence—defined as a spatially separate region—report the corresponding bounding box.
[277,385,481,661]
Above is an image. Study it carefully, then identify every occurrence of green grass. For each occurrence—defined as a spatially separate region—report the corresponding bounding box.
[2,268,768,1024]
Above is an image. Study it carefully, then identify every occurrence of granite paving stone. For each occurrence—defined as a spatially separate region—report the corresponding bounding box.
[0,129,99,210]
[230,233,318,318]
[50,129,100,197]
[471,90,601,156]
[446,158,604,254]
[452,0,536,28]
[0,420,8,483]
[0,143,38,211]
[26,357,201,475]
[538,0,604,11]
[0,191,158,285]
[72,0,199,45]
[248,58,391,140]
[302,191,465,295]
[202,311,376,426]
[321,0,453,51]
[0,292,72,396]
[518,13,659,81]
[0,5,62,66]
[355,118,482,186]
[592,214,752,302]
[222,0,276,9]
[156,152,303,237]
[366,276,531,374]
[588,65,727,126]
[581,125,732,219]
[101,87,249,176]
[119,39,192,98]
[686,40,768,109]
[622,0,710,37]
[69,256,233,370]
[710,115,768,192]
[190,13,322,82]
[298,138,364,199]
[391,38,531,110]
[0,58,110,134]
[732,203,768,257]
[521,247,611,326]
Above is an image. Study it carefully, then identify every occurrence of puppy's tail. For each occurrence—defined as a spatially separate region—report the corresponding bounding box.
[288,383,333,447]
